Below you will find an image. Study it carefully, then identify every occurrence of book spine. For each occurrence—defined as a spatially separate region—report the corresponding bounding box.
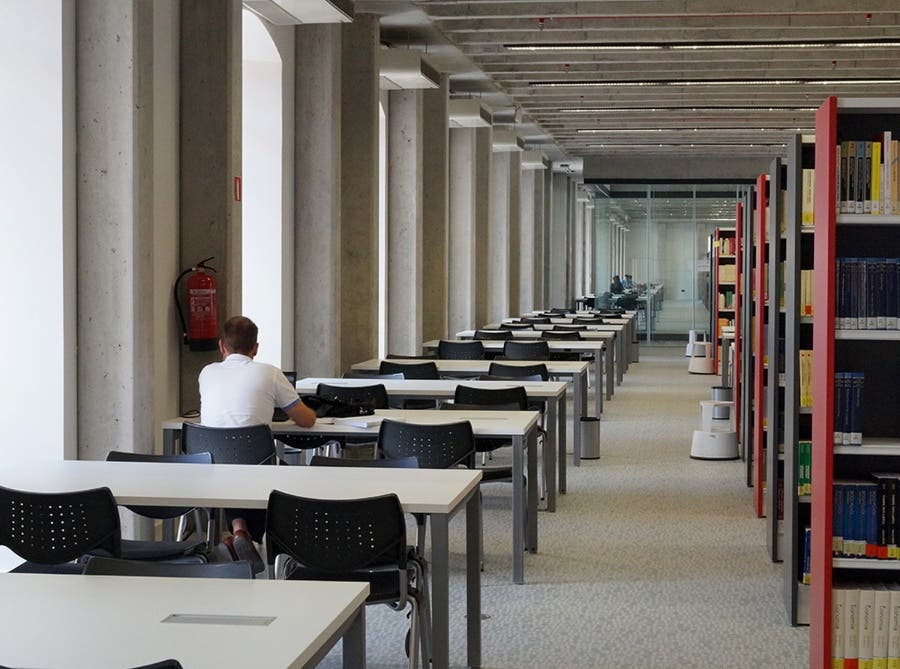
[859,140,868,214]
[876,586,892,669]
[835,372,845,446]
[864,588,877,669]
[836,586,847,668]
[849,586,862,669]
[890,476,899,560]
[878,259,887,330]
[873,141,882,215]
[851,373,864,446]
[868,484,880,558]
[887,258,898,330]
[803,526,812,584]
[868,259,879,329]
[887,585,900,669]
[835,482,846,555]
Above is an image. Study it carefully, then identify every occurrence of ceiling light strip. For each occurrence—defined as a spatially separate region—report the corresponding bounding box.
[555,106,818,113]
[504,40,900,53]
[530,78,900,88]
[575,127,813,134]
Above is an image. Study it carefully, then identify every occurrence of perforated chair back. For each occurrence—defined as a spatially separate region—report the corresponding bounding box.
[182,423,276,465]
[454,385,528,411]
[477,374,544,382]
[573,317,605,325]
[309,455,420,469]
[437,339,485,359]
[316,382,389,410]
[521,316,551,325]
[498,322,533,330]
[378,419,475,469]
[386,352,437,360]
[343,371,405,380]
[554,324,587,331]
[474,329,513,340]
[542,330,581,340]
[0,485,121,564]
[502,340,550,360]
[105,450,212,519]
[379,360,439,380]
[83,556,253,579]
[549,307,571,315]
[266,491,407,575]
[488,361,550,381]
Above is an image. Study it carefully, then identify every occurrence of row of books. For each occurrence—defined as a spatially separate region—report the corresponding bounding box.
[801,168,815,225]
[717,236,737,256]
[717,264,737,283]
[716,317,733,338]
[836,258,900,330]
[799,349,813,408]
[837,135,900,215]
[832,474,900,560]
[800,269,814,317]
[834,372,865,446]
[717,291,735,310]
[801,527,811,585]
[798,440,813,496]
[832,582,900,669]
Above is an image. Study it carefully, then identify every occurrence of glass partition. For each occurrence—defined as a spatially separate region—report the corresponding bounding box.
[593,184,743,342]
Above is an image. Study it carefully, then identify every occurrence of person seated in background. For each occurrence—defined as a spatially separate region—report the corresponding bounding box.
[622,274,635,291]
[609,275,624,294]
[199,315,316,568]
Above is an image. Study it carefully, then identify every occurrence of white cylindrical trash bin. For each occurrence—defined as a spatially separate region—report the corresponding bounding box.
[579,417,601,460]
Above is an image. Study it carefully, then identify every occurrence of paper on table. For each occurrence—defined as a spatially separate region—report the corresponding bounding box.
[333,415,392,428]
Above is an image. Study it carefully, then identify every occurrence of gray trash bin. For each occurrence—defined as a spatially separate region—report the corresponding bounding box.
[711,386,733,402]
[579,417,601,460]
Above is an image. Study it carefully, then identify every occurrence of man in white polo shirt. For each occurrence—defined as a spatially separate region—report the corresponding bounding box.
[199,315,316,569]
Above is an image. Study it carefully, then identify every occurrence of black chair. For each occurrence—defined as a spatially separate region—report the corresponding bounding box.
[437,339,485,360]
[452,385,528,462]
[386,352,437,360]
[266,491,430,669]
[379,361,439,410]
[502,340,550,360]
[573,317,605,325]
[83,556,253,579]
[343,371,406,380]
[488,361,550,381]
[105,451,212,562]
[498,322,533,330]
[554,324,588,331]
[309,454,420,469]
[0,485,121,575]
[182,423,276,465]
[474,329,513,340]
[542,330,581,340]
[477,374,543,382]
[521,316,551,325]
[317,382,390,409]
[549,307,571,315]
[378,419,475,470]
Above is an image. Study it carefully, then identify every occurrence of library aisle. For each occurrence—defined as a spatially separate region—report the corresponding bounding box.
[321,346,809,668]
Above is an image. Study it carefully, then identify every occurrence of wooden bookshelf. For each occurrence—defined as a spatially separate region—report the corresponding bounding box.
[809,96,900,669]
[712,226,737,371]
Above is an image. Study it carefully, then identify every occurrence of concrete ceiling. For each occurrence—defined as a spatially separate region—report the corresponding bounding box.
[358,0,900,166]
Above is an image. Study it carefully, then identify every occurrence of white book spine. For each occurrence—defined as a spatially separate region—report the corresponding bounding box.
[862,588,877,669]
[875,586,891,669]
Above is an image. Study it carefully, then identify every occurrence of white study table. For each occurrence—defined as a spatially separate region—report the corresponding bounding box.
[457,326,619,401]
[0,459,482,669]
[0,572,368,669]
[296,377,568,512]
[350,358,589,483]
[163,409,538,585]
[422,337,608,416]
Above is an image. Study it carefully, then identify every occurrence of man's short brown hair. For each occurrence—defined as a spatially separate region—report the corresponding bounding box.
[221,316,258,355]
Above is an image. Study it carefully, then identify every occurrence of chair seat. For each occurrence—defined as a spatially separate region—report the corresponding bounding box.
[11,561,86,575]
[478,466,514,483]
[474,437,511,453]
[286,563,409,605]
[118,538,207,561]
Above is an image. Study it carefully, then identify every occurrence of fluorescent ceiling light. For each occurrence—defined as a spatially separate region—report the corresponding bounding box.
[521,150,549,169]
[530,78,900,88]
[492,130,525,152]
[576,127,813,134]
[243,0,351,24]
[588,142,787,148]
[380,51,440,90]
[556,106,819,113]
[448,100,492,128]
[505,39,900,52]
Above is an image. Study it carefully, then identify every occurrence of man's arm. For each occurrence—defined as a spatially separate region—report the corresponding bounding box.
[285,399,317,427]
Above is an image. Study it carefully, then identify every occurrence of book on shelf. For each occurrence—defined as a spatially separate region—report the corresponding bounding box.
[717,291,735,310]
[848,585,862,669]
[836,258,900,331]
[801,269,815,317]
[718,264,737,283]
[833,372,865,446]
[862,588,877,669]
[798,440,813,496]
[718,236,737,255]
[803,527,812,585]
[837,137,900,215]
[803,168,816,225]
[835,586,847,669]
[800,349,813,408]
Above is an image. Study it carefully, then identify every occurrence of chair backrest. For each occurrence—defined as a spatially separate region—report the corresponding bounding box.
[266,490,407,573]
[554,324,587,331]
[343,371,405,380]
[105,450,213,520]
[378,419,475,469]
[182,423,276,465]
[488,361,550,381]
[477,374,544,382]
[83,556,253,580]
[542,330,581,340]
[502,340,550,360]
[474,329,513,340]
[498,322,533,330]
[379,360,439,380]
[309,455,420,469]
[573,317,605,325]
[454,384,528,411]
[385,352,437,359]
[437,339,485,360]
[521,316,551,324]
[316,382,389,410]
[128,661,184,669]
[0,485,121,564]
[549,307,571,315]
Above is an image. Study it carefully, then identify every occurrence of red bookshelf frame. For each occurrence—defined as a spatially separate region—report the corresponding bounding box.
[753,173,767,518]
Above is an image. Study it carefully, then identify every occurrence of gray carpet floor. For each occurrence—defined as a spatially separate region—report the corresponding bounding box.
[320,345,810,668]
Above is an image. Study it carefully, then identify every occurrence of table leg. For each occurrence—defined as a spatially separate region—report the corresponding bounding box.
[545,400,557,512]
[342,607,366,669]
[526,428,538,553]
[616,333,624,386]
[512,435,525,584]
[595,353,605,414]
[466,491,482,668]
[558,395,567,494]
[431,514,451,668]
[573,370,587,467]
[163,428,178,457]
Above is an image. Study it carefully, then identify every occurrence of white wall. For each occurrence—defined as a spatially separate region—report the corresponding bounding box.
[0,1,76,461]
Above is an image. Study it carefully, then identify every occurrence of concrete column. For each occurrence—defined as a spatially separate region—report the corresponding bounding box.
[340,14,380,371]
[567,180,577,307]
[507,151,521,315]
[584,204,594,294]
[448,127,477,334]
[542,169,552,308]
[422,74,449,341]
[473,127,492,327]
[179,0,242,410]
[76,1,155,461]
[386,89,424,355]
[573,200,585,299]
[518,168,535,314]
[549,173,569,308]
[295,24,341,376]
[488,151,510,322]
[533,168,546,309]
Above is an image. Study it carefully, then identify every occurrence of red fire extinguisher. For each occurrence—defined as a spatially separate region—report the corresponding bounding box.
[174,257,219,351]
